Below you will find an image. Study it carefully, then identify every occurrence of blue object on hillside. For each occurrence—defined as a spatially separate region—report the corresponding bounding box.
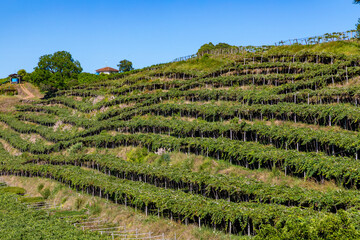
[8,74,21,84]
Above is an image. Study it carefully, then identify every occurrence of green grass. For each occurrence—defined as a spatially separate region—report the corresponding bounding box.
[162,54,232,74]
[19,196,45,203]
[267,39,360,56]
[0,186,26,195]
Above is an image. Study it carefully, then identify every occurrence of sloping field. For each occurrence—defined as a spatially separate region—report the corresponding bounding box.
[2,44,360,238]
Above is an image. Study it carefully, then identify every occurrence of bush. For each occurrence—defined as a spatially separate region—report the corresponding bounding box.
[154,153,171,166]
[41,188,51,200]
[75,198,85,210]
[20,197,44,204]
[68,142,83,154]
[86,202,102,215]
[37,183,44,192]
[180,157,194,171]
[126,147,149,163]
[0,187,26,195]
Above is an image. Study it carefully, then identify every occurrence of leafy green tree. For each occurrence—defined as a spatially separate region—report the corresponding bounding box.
[197,42,215,54]
[117,59,134,73]
[197,42,233,54]
[214,42,232,49]
[30,51,82,91]
[17,69,27,77]
[17,69,29,82]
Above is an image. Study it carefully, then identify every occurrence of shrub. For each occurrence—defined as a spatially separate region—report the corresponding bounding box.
[87,203,102,215]
[126,147,149,163]
[0,187,26,196]
[75,198,85,210]
[41,188,51,200]
[37,183,44,192]
[154,153,171,166]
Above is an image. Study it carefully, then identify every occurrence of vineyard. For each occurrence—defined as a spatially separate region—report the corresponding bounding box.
[2,44,360,239]
[0,190,104,239]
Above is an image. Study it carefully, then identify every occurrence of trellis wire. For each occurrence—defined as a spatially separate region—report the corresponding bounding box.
[171,29,357,63]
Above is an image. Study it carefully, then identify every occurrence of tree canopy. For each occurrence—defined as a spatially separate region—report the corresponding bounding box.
[17,69,29,82]
[197,42,233,54]
[30,51,82,91]
[117,59,134,73]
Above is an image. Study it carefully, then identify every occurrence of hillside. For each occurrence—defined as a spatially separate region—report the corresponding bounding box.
[2,40,360,239]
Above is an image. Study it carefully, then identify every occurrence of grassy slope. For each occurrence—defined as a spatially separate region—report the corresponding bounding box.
[267,39,360,56]
[1,39,360,239]
[0,191,103,240]
[127,39,360,81]
[0,175,249,240]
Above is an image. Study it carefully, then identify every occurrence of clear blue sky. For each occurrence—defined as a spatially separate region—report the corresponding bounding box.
[0,0,358,78]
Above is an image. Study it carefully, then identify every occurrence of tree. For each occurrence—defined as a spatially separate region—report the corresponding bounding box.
[17,69,27,77]
[214,43,232,49]
[117,60,134,73]
[197,42,215,54]
[30,51,82,90]
[197,42,234,55]
[17,69,30,82]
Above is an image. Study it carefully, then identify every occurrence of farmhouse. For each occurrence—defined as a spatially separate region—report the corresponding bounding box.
[8,74,21,84]
[95,67,119,75]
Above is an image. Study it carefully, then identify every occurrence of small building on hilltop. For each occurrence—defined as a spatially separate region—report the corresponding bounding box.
[8,74,21,84]
[95,67,119,75]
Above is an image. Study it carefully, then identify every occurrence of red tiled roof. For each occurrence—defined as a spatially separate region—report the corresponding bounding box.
[95,67,119,72]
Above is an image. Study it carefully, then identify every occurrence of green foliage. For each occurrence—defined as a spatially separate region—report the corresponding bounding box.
[197,42,215,53]
[126,147,149,163]
[3,44,360,238]
[20,197,45,203]
[197,42,233,54]
[37,183,44,191]
[267,40,360,56]
[154,153,171,166]
[86,202,102,215]
[256,210,360,240]
[41,187,51,200]
[0,192,102,239]
[77,73,103,84]
[30,51,82,91]
[52,210,86,218]
[37,184,51,199]
[199,158,212,172]
[357,18,360,39]
[68,142,83,154]
[117,59,134,73]
[180,156,194,171]
[75,197,85,210]
[61,197,68,204]
[0,187,26,196]
[17,69,29,82]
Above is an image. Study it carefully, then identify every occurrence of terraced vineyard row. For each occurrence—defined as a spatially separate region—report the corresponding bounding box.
[2,50,360,237]
[2,113,360,159]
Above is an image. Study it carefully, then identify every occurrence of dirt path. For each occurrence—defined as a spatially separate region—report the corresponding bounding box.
[0,83,43,113]
[18,84,35,99]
